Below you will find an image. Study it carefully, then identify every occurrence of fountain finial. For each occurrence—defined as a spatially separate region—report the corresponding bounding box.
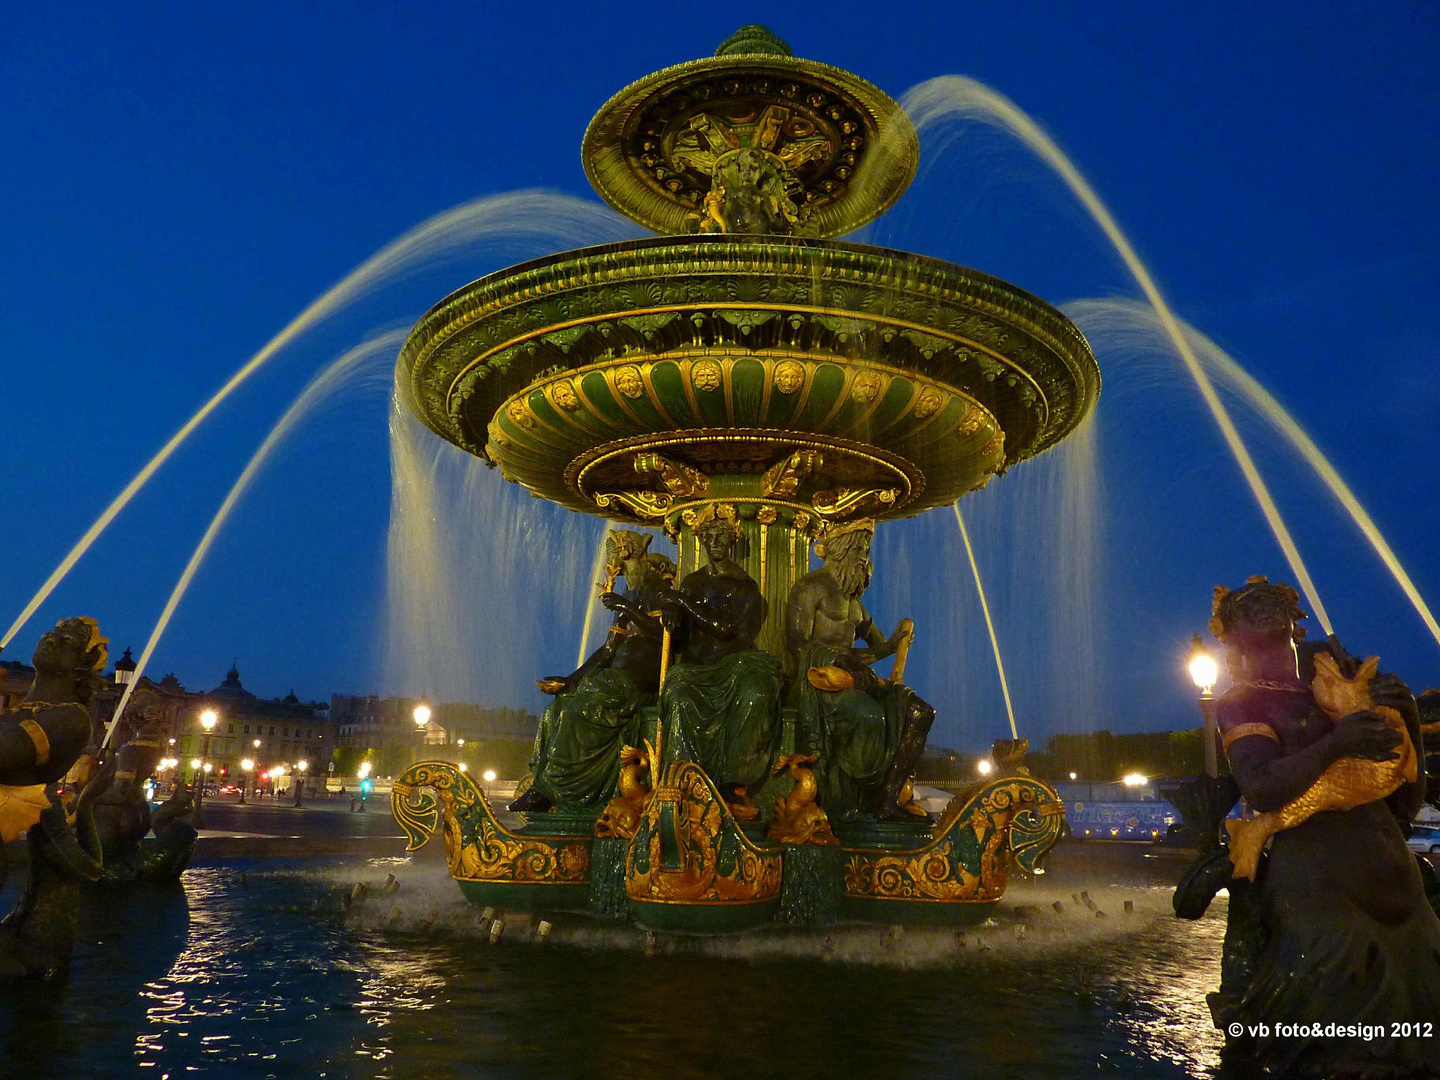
[714,25,792,57]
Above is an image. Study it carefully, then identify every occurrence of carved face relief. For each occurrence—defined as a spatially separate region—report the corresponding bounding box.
[913,387,945,419]
[550,381,579,410]
[614,366,645,399]
[773,360,805,395]
[506,400,536,429]
[851,370,883,405]
[691,359,723,393]
[956,407,986,438]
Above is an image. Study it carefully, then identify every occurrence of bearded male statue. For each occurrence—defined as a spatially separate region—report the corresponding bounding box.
[784,519,935,819]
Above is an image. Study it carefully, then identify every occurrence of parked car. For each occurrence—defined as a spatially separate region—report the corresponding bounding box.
[1407,825,1440,855]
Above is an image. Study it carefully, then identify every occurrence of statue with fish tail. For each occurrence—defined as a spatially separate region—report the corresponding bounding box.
[90,687,196,884]
[784,520,934,819]
[1208,576,1440,1078]
[0,616,116,977]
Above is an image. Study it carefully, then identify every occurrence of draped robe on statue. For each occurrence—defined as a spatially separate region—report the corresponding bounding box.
[788,641,910,815]
[527,576,667,811]
[659,569,780,789]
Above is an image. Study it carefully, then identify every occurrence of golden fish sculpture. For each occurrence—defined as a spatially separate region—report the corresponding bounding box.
[1226,653,1417,880]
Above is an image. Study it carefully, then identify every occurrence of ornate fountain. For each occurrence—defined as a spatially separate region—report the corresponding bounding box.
[392,26,1097,932]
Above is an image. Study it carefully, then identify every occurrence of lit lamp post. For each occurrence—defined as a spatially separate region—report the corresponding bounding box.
[252,739,262,797]
[482,768,496,796]
[193,709,218,828]
[413,702,432,760]
[239,758,253,804]
[294,760,308,807]
[1188,634,1221,777]
[357,760,372,812]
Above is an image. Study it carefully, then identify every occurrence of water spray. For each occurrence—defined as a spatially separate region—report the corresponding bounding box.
[907,77,1334,636]
[953,503,1019,740]
[1070,297,1440,652]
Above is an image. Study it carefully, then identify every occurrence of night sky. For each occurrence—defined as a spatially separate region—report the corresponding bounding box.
[3,3,1437,752]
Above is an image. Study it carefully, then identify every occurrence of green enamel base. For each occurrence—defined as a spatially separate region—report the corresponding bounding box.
[456,880,593,913]
[840,897,999,926]
[628,898,781,934]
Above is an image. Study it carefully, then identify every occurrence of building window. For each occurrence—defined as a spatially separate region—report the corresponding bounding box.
[227,724,235,734]
[244,724,250,735]
[269,727,275,736]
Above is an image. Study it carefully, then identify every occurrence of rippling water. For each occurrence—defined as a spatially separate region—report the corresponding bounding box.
[0,855,1231,1078]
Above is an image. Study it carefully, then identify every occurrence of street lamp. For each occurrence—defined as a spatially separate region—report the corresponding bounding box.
[1123,772,1149,787]
[413,702,432,760]
[239,758,254,804]
[294,760,309,807]
[194,709,218,828]
[1188,633,1222,777]
[976,759,993,776]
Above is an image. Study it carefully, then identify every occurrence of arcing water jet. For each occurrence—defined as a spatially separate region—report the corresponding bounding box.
[103,331,406,747]
[4,191,632,654]
[902,76,1335,637]
[1069,297,1440,651]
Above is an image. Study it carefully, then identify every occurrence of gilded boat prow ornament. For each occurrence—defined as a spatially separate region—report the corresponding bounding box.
[393,762,593,910]
[391,25,1093,933]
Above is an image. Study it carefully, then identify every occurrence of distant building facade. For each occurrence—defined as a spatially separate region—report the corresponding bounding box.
[331,695,538,778]
[1,654,335,788]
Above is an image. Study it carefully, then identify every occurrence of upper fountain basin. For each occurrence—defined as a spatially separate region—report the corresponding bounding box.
[397,234,1099,526]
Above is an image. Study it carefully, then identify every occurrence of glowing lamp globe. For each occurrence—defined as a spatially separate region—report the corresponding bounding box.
[1188,653,1219,695]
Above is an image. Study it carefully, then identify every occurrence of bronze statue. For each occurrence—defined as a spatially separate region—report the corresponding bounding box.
[1208,576,1440,1076]
[657,504,781,813]
[511,531,673,813]
[0,617,116,977]
[784,519,933,818]
[0,617,109,885]
[90,687,196,883]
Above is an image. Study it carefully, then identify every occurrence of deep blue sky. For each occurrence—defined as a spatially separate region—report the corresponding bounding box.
[3,3,1437,751]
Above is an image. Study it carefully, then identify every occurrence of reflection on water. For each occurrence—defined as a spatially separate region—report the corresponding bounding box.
[0,856,1232,1078]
